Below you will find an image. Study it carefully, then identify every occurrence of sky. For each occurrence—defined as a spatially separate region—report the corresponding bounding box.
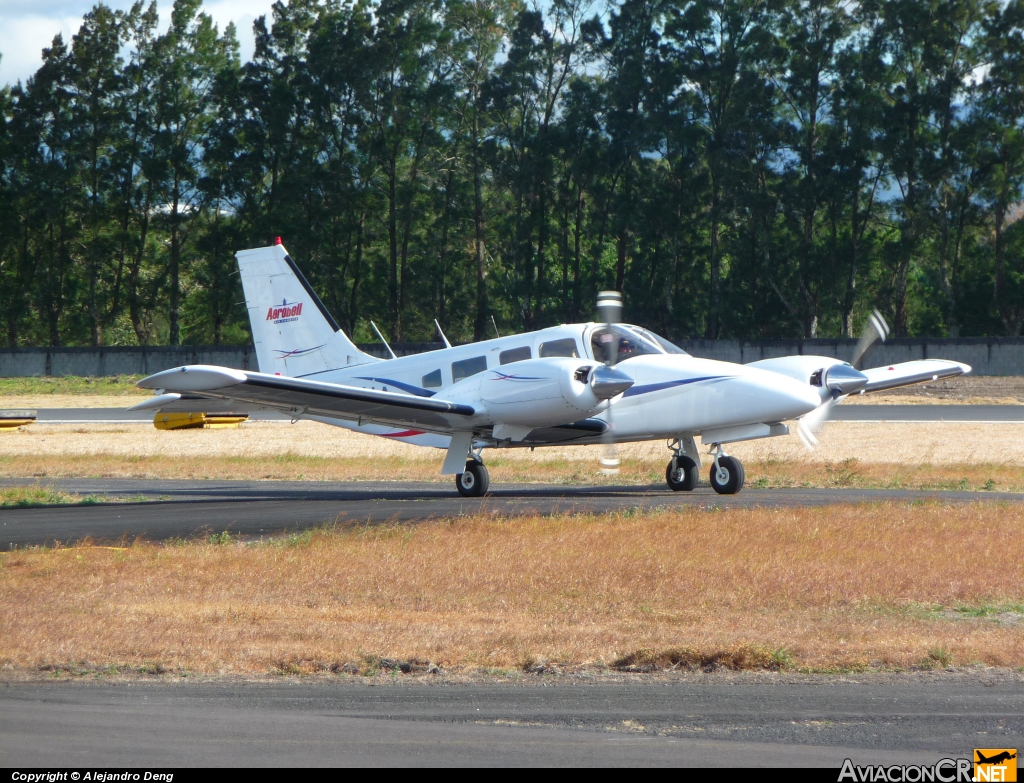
[0,0,277,86]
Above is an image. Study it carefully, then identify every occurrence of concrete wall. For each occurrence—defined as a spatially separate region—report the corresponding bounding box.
[0,343,441,377]
[0,337,1020,376]
[677,338,1024,375]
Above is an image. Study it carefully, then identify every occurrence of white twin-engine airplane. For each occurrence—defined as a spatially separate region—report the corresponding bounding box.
[132,243,971,497]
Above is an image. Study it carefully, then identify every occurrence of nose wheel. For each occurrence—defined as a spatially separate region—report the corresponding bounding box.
[710,453,745,495]
[456,460,490,497]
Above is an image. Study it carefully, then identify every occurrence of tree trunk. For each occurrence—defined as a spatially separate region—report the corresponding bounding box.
[437,155,457,328]
[387,159,399,340]
[707,182,721,338]
[573,184,583,320]
[560,194,570,322]
[615,223,628,293]
[169,172,181,346]
[535,187,547,321]
[473,148,489,341]
[129,199,152,345]
[843,185,859,337]
[937,196,958,338]
[994,195,1009,333]
[348,210,364,337]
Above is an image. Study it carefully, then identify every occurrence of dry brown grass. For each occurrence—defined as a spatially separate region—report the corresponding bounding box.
[4,421,1024,490]
[5,420,1023,465]
[844,394,1022,405]
[1,453,1022,493]
[1,503,1021,677]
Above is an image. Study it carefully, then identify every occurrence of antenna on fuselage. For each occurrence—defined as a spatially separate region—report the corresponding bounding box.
[491,315,500,338]
[434,319,452,349]
[369,320,397,360]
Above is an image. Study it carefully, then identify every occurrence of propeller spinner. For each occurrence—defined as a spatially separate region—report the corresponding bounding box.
[797,309,888,450]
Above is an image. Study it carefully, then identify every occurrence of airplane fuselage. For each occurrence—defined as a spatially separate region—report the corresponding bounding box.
[286,323,821,450]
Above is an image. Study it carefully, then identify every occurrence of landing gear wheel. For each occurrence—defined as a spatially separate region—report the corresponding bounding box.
[710,456,745,495]
[456,461,490,497]
[666,456,699,491]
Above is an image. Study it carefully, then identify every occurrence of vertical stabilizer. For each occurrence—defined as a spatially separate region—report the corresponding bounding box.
[236,244,376,376]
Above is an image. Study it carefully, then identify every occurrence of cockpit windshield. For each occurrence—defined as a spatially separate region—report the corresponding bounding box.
[591,326,653,362]
[591,324,687,362]
[623,325,689,356]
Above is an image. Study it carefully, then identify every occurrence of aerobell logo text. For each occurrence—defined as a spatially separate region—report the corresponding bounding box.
[838,758,974,782]
[266,299,303,323]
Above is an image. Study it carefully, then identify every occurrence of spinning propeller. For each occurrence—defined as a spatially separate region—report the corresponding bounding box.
[796,309,889,450]
[596,291,624,474]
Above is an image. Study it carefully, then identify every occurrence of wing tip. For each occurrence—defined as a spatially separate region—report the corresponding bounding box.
[138,365,248,392]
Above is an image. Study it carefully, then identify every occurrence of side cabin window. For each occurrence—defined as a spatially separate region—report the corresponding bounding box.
[421,369,442,388]
[538,338,579,358]
[499,346,532,365]
[452,356,488,383]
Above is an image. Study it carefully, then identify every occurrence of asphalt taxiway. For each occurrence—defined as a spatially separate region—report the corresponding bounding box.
[1,675,1020,766]
[1,478,1021,547]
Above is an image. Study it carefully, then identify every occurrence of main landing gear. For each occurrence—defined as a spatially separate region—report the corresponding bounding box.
[666,437,700,492]
[665,438,745,495]
[456,459,490,497]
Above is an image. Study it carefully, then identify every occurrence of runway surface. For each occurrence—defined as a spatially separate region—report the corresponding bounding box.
[1,478,1021,547]
[1,675,1019,766]
[23,403,1024,423]
[32,407,290,423]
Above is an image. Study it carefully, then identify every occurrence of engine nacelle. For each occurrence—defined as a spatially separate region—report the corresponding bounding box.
[745,355,868,402]
[477,357,629,428]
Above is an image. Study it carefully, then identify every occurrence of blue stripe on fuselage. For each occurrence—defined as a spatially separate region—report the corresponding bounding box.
[354,377,436,397]
[622,375,728,397]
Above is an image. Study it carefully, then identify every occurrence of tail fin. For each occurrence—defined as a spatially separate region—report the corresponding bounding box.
[236,243,377,376]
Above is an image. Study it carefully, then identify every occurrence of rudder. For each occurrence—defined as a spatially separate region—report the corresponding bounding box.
[236,243,376,376]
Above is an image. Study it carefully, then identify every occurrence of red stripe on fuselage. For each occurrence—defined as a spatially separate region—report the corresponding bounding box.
[381,429,426,438]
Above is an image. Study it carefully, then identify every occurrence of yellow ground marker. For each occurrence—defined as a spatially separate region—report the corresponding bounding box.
[153,412,248,430]
[0,409,37,431]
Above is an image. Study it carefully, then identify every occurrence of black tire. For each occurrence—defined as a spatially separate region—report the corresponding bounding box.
[666,456,699,491]
[709,455,745,495]
[456,461,490,497]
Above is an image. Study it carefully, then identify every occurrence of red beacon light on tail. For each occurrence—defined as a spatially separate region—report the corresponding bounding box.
[274,236,282,245]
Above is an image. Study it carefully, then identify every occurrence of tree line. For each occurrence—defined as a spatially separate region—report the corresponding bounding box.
[3,0,1024,347]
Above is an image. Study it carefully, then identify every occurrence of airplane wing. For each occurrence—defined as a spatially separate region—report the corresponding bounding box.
[862,359,970,393]
[131,365,475,432]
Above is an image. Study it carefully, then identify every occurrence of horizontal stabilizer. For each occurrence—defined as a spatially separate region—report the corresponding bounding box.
[128,393,182,411]
[128,392,273,414]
